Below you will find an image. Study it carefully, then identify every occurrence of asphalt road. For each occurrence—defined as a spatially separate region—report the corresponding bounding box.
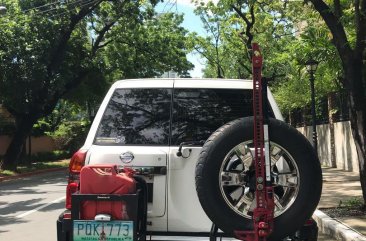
[0,170,336,241]
[0,170,67,241]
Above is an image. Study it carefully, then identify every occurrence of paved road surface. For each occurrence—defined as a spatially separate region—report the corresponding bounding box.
[0,171,336,241]
[0,170,67,241]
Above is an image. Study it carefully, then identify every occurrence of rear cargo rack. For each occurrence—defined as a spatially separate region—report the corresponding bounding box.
[70,176,148,241]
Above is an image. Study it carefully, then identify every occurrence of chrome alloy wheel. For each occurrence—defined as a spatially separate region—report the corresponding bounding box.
[219,141,300,219]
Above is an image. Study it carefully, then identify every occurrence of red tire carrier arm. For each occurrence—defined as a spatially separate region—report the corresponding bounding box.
[235,43,275,241]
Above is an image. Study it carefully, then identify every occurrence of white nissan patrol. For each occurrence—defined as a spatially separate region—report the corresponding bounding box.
[57,78,322,241]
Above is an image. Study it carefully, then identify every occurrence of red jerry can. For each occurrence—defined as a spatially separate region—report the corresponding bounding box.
[79,165,136,220]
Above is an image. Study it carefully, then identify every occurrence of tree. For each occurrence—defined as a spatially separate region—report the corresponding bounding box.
[188,2,228,78]
[0,0,193,171]
[306,0,366,204]
[104,12,193,79]
[190,0,297,79]
[273,22,341,115]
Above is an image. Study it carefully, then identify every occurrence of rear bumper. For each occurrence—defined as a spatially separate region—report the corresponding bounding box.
[57,210,72,241]
[57,209,318,241]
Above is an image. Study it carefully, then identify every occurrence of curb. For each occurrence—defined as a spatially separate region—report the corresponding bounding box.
[0,167,67,182]
[313,209,366,241]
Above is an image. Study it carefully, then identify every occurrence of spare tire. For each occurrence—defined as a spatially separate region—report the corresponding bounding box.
[195,117,322,240]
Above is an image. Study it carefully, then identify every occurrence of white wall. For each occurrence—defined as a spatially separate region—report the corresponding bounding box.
[297,121,359,173]
[333,121,359,172]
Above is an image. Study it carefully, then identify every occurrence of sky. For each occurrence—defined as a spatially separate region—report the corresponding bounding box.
[155,0,207,78]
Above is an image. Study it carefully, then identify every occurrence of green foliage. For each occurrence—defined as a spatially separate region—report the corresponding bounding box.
[32,119,52,137]
[0,159,69,174]
[32,99,90,137]
[1,0,191,118]
[49,120,90,153]
[190,0,345,114]
[33,100,92,153]
[338,197,365,209]
[104,11,193,79]
[30,150,70,162]
[0,169,14,176]
[270,1,347,113]
[189,0,300,79]
[0,0,194,169]
[0,0,91,115]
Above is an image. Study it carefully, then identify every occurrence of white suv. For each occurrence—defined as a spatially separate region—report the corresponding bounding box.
[57,78,322,241]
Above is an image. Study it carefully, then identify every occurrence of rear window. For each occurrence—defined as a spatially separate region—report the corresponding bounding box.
[171,88,254,145]
[94,88,171,145]
[94,87,273,146]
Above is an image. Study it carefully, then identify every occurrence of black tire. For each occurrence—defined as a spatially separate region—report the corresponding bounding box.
[195,117,322,240]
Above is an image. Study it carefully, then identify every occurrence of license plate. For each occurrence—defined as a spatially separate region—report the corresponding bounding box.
[73,220,133,241]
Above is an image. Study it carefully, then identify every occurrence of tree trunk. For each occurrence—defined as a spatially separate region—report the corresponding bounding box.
[328,92,337,168]
[349,103,366,203]
[1,115,37,171]
[288,110,293,126]
[346,60,366,204]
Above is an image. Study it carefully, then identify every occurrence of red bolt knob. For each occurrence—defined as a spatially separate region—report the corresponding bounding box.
[258,222,268,229]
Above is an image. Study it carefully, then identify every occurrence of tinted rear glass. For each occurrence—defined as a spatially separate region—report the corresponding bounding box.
[94,88,171,145]
[171,88,254,145]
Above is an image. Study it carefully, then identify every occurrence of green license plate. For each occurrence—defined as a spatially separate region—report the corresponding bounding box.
[73,220,133,241]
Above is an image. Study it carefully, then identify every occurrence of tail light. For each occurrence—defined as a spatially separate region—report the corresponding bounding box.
[65,149,87,211]
[65,182,78,210]
[69,149,87,175]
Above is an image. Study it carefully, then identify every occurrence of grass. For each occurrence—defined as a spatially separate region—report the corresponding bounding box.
[321,197,366,218]
[0,159,69,177]
[339,197,364,208]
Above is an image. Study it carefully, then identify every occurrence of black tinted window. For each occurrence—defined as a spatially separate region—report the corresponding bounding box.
[95,88,171,145]
[171,89,254,145]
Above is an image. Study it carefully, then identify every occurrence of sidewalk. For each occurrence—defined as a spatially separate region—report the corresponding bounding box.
[313,167,366,241]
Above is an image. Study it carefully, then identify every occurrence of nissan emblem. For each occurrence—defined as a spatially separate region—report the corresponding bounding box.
[119,152,134,164]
